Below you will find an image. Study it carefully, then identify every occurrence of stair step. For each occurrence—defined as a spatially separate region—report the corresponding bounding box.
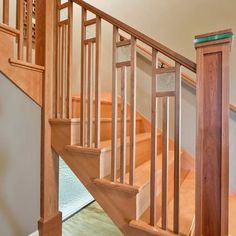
[157,171,195,235]
[130,172,195,236]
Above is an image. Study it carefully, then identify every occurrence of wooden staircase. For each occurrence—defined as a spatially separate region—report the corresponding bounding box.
[50,94,195,235]
[0,1,234,236]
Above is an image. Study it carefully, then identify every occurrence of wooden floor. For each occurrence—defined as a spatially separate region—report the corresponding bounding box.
[63,202,122,236]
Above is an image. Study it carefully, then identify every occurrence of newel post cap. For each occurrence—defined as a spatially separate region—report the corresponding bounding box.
[194,29,234,48]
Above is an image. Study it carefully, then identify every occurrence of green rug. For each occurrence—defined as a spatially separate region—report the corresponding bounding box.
[63,202,123,236]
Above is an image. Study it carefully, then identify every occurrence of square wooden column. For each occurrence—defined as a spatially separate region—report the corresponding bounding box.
[36,0,62,235]
[195,29,233,236]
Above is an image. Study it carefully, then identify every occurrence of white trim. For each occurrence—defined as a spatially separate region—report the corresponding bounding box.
[28,230,39,236]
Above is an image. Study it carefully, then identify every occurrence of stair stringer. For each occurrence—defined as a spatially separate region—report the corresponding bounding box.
[0,25,44,106]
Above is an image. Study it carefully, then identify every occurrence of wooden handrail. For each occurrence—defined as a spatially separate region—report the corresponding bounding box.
[73,0,196,72]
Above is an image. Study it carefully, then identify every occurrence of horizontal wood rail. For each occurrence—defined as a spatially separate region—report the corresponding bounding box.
[73,0,196,72]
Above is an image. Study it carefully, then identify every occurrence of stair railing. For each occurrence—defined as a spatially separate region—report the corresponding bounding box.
[55,0,196,233]
[55,0,233,235]
[0,0,41,64]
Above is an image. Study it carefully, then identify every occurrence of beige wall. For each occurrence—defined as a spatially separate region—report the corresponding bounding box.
[0,73,41,236]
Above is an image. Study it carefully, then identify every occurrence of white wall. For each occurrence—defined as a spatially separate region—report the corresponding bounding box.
[0,73,41,236]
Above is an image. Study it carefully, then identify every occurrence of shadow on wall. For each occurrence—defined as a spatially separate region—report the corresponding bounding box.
[0,147,24,235]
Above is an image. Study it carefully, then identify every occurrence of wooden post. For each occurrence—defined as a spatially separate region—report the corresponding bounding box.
[37,0,62,235]
[195,29,233,236]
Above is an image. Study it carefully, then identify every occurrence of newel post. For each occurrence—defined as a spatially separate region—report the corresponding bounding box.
[37,0,62,235]
[195,29,233,236]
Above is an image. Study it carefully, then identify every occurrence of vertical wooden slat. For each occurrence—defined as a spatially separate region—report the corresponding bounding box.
[26,0,33,62]
[17,0,24,60]
[162,96,169,230]
[57,26,63,118]
[120,66,127,184]
[95,16,101,148]
[150,49,158,226]
[67,0,73,118]
[61,24,66,118]
[129,36,137,185]
[111,26,118,182]
[80,8,87,146]
[3,0,9,25]
[87,43,93,147]
[173,62,181,233]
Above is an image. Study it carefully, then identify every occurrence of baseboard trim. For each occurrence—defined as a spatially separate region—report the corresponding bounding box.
[28,230,39,236]
[38,212,62,236]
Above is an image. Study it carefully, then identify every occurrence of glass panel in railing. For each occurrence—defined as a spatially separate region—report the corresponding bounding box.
[60,0,68,4]
[156,72,175,92]
[85,24,96,40]
[117,45,131,63]
[60,7,68,21]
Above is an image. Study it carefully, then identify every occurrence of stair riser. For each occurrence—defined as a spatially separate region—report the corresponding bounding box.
[99,135,162,179]
[72,99,131,118]
[137,160,189,221]
[50,119,144,153]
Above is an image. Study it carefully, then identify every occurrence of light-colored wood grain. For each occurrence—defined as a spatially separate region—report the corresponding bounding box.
[150,48,158,226]
[162,97,169,230]
[80,7,87,146]
[173,62,181,233]
[26,0,33,63]
[111,26,118,182]
[95,16,101,148]
[17,0,24,60]
[3,0,9,25]
[87,42,93,146]
[120,66,127,184]
[129,36,137,185]
[38,1,62,235]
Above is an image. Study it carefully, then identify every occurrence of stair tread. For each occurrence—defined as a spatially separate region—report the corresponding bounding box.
[229,193,236,236]
[158,171,195,235]
[50,117,143,124]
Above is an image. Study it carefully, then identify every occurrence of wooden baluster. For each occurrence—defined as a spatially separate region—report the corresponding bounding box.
[111,26,118,182]
[26,0,33,62]
[67,0,73,118]
[80,8,87,146]
[95,16,101,148]
[87,43,93,147]
[120,66,127,184]
[17,0,24,60]
[162,96,169,230]
[173,62,181,233]
[150,49,158,226]
[129,36,137,185]
[57,26,63,118]
[3,0,9,25]
[61,24,66,118]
